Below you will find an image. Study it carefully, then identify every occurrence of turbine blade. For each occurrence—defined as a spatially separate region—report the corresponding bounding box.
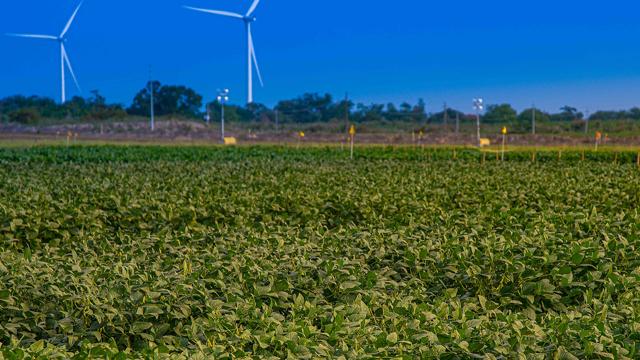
[6,33,57,40]
[246,0,261,17]
[249,30,264,87]
[60,1,83,38]
[183,6,243,19]
[62,45,81,93]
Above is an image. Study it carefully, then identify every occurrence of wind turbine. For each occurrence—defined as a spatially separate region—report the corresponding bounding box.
[6,2,84,104]
[184,0,264,104]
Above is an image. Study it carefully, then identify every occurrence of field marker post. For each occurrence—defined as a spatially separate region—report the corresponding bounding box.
[558,151,562,161]
[614,152,618,164]
[501,127,507,162]
[637,152,640,168]
[581,150,585,162]
[349,125,356,160]
[66,131,71,146]
[482,152,486,165]
[532,151,536,163]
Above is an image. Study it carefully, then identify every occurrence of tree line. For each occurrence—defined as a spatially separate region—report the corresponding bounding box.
[2,82,640,125]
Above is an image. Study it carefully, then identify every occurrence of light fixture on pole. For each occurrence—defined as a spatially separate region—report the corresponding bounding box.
[473,98,484,146]
[217,89,230,142]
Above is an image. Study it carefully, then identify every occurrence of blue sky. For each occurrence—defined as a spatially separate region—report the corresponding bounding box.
[1,0,639,113]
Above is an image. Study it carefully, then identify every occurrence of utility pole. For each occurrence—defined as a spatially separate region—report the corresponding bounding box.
[344,92,350,134]
[149,67,155,131]
[532,104,536,135]
[443,102,449,126]
[584,109,590,134]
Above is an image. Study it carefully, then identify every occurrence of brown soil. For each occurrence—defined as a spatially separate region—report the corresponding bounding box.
[1,121,638,147]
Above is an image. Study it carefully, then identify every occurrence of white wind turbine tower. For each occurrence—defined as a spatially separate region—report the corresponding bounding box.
[184,0,264,104]
[6,2,84,104]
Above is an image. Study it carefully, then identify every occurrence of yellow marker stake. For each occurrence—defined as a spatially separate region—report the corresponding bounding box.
[501,127,507,161]
[349,125,356,159]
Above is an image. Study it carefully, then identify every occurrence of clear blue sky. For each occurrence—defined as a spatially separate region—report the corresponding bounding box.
[1,0,639,113]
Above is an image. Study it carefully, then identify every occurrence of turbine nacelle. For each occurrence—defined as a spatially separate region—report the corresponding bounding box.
[184,0,264,104]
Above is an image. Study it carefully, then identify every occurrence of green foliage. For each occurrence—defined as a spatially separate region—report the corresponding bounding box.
[591,108,640,121]
[1,146,639,358]
[518,108,551,124]
[275,93,337,123]
[8,108,41,124]
[483,103,518,124]
[4,90,640,129]
[0,93,126,123]
[551,106,585,122]
[128,82,203,118]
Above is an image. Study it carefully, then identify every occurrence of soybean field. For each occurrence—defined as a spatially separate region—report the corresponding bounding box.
[1,146,639,359]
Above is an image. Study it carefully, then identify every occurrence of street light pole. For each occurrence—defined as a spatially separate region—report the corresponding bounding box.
[217,89,230,143]
[473,98,484,147]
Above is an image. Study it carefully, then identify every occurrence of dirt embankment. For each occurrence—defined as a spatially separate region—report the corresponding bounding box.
[1,120,639,146]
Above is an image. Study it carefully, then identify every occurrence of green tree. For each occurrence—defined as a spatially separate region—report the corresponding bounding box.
[551,106,583,121]
[483,104,517,124]
[128,82,203,118]
[518,108,550,123]
[8,108,41,124]
[275,93,333,123]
